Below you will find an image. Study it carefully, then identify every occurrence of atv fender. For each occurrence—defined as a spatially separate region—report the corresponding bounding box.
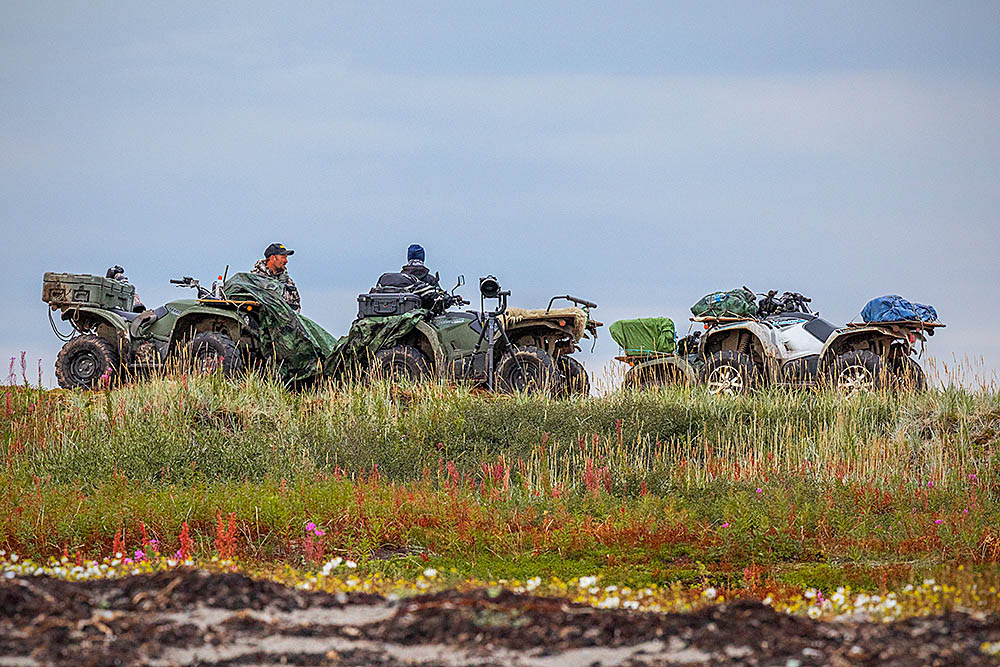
[169,307,248,351]
[411,320,447,373]
[59,306,130,346]
[820,326,911,369]
[701,322,774,363]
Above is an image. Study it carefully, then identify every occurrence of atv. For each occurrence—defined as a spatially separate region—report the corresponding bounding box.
[43,271,259,389]
[360,274,601,395]
[696,290,941,395]
[616,290,942,395]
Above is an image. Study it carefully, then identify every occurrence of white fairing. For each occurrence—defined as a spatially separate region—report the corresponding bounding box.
[772,320,824,360]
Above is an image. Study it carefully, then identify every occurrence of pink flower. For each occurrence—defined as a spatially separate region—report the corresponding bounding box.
[305,521,316,532]
[934,519,943,525]
[755,488,763,494]
[314,528,325,537]
[721,522,730,528]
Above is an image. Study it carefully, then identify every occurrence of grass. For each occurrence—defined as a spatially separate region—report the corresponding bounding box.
[2,368,999,616]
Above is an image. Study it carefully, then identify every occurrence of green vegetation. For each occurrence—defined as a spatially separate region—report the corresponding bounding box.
[2,371,999,602]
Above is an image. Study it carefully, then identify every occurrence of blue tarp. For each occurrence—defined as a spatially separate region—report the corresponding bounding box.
[861,295,938,323]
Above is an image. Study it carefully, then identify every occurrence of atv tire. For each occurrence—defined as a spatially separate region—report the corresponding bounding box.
[187,331,243,377]
[892,356,927,392]
[702,350,759,395]
[828,350,886,396]
[556,355,590,396]
[55,335,121,389]
[496,345,562,395]
[370,345,432,383]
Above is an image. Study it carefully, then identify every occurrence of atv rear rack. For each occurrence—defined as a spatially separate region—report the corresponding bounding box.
[690,316,756,323]
[846,320,945,329]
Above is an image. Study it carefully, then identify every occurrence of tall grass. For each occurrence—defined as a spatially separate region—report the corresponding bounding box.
[2,370,999,578]
[3,371,997,495]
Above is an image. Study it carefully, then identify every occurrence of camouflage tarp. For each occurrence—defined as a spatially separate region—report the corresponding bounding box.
[223,272,427,384]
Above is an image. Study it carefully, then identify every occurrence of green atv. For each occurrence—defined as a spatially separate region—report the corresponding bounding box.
[43,272,259,389]
[361,274,601,395]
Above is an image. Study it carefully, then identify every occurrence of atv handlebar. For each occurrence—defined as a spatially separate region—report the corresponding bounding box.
[170,276,212,298]
[546,295,598,312]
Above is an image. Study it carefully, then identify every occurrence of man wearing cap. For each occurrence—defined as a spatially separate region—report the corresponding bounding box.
[400,244,439,288]
[252,243,301,312]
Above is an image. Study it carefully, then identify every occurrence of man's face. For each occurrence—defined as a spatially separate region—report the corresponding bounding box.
[267,254,288,272]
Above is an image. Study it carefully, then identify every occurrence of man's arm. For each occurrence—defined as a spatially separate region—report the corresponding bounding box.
[284,275,302,313]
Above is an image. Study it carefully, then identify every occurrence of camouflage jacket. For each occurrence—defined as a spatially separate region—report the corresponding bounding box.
[252,259,301,313]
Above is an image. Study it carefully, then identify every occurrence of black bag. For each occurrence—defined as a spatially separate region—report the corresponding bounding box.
[372,272,420,294]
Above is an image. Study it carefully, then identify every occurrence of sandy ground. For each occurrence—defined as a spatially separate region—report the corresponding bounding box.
[2,570,999,666]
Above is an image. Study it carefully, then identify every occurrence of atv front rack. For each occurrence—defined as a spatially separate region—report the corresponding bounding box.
[198,298,261,312]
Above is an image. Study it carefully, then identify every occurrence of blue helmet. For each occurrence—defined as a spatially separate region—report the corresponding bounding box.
[407,244,425,262]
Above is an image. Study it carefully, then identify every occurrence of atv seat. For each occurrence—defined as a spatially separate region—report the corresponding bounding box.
[128,306,169,337]
[111,308,141,322]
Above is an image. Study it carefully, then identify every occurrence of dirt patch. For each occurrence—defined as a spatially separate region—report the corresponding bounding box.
[1,570,998,665]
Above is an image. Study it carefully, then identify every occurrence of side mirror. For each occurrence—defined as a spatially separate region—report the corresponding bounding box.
[452,275,465,294]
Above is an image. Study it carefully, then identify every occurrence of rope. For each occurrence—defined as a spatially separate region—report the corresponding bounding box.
[48,308,76,342]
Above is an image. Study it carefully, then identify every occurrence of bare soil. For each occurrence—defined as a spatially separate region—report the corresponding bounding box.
[1,570,998,666]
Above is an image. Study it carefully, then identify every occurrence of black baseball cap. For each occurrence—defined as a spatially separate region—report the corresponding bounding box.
[264,243,294,258]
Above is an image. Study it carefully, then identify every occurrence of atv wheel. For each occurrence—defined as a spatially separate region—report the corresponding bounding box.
[55,335,121,389]
[187,332,243,376]
[702,351,758,395]
[370,345,431,383]
[625,362,689,390]
[828,350,886,396]
[892,356,927,392]
[496,345,562,395]
[556,355,590,396]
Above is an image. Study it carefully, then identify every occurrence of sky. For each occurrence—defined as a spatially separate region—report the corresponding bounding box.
[2,1,998,388]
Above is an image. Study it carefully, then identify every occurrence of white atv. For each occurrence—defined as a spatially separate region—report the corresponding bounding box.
[697,290,942,395]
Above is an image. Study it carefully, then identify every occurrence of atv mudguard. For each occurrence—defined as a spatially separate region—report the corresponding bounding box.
[168,306,248,351]
[59,306,130,346]
[504,318,585,359]
[624,355,698,386]
[820,326,912,368]
[700,321,775,362]
[413,319,448,372]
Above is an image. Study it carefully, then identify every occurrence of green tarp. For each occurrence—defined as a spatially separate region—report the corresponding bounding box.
[690,288,757,318]
[609,317,676,355]
[223,272,427,384]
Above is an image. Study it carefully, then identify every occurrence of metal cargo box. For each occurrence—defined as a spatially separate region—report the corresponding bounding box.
[42,272,135,311]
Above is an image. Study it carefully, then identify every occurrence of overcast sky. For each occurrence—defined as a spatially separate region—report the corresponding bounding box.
[2,1,998,388]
